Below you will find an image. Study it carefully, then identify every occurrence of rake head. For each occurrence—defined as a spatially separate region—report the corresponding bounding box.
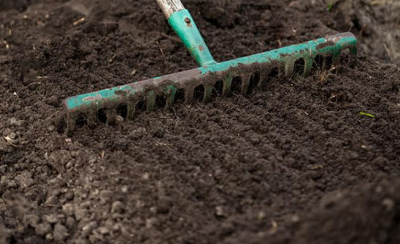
[63,1,357,132]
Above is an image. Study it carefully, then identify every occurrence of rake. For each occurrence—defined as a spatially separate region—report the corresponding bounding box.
[64,0,357,131]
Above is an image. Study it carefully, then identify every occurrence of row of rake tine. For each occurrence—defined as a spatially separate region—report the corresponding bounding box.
[69,51,350,129]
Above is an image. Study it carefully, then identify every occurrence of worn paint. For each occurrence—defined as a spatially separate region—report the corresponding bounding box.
[65,32,357,114]
[168,10,216,67]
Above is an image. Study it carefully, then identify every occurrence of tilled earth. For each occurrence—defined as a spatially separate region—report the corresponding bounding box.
[1,0,400,244]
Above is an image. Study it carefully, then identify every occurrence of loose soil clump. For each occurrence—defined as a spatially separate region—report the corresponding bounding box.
[0,0,399,244]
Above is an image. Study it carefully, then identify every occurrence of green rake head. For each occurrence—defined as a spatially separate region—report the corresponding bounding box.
[64,0,357,132]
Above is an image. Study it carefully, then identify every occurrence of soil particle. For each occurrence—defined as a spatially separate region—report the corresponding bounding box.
[99,190,113,204]
[44,214,59,224]
[82,221,98,237]
[0,228,10,244]
[35,222,52,236]
[53,223,69,241]
[24,214,40,228]
[62,203,75,216]
[111,201,125,214]
[14,172,34,188]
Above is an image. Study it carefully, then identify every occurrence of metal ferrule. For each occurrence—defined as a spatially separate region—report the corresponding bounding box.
[156,0,185,19]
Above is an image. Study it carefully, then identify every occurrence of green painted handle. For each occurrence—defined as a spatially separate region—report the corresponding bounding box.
[156,0,216,67]
[168,10,216,66]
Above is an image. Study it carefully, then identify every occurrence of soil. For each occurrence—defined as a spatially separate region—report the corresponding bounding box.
[332,0,400,66]
[1,0,400,244]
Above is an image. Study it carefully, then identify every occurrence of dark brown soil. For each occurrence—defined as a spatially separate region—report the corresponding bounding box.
[332,0,400,66]
[1,0,400,244]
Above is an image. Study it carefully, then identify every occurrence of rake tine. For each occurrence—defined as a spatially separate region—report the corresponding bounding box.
[86,110,97,128]
[146,91,156,111]
[241,74,251,95]
[284,59,295,77]
[204,85,213,103]
[258,69,269,88]
[126,99,136,120]
[223,75,233,96]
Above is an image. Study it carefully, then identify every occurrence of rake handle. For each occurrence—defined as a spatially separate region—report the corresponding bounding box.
[156,0,185,19]
[155,0,216,66]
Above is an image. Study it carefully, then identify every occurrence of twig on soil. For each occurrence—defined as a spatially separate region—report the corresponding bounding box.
[171,107,180,119]
[383,44,392,59]
[3,41,9,49]
[144,33,181,48]
[269,219,278,235]
[3,137,20,148]
[318,66,337,83]
[360,112,375,118]
[109,54,116,63]
[156,41,166,58]
[73,17,85,26]
[160,33,182,44]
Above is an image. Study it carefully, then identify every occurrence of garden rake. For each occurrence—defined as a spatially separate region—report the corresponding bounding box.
[64,0,357,131]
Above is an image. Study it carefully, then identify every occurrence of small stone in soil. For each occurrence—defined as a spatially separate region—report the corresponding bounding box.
[99,190,113,203]
[142,173,150,180]
[15,171,34,187]
[74,207,87,221]
[45,195,58,205]
[10,117,24,127]
[8,132,16,139]
[53,223,69,241]
[146,218,159,228]
[44,214,59,224]
[35,223,52,236]
[215,206,225,217]
[98,226,110,235]
[82,221,98,237]
[62,203,74,216]
[111,201,125,213]
[114,115,124,125]
[46,233,54,240]
[65,190,74,200]
[66,217,75,228]
[24,214,40,227]
[382,198,395,211]
[45,96,59,107]
[121,185,128,193]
